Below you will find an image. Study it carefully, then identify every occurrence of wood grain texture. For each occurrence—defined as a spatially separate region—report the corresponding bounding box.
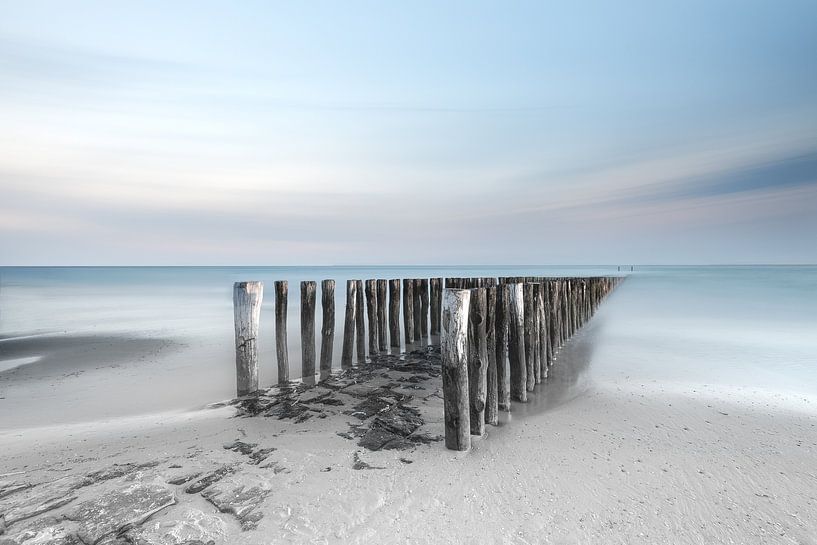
[319,279,335,380]
[442,288,471,451]
[274,280,289,384]
[485,285,498,425]
[233,281,263,396]
[365,279,378,356]
[389,279,401,351]
[495,284,510,411]
[402,278,414,347]
[376,279,388,352]
[468,287,488,436]
[507,283,527,403]
[341,280,356,369]
[300,281,317,385]
[355,279,366,364]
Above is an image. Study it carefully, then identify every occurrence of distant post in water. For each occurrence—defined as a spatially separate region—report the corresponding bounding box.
[319,279,335,380]
[300,281,317,385]
[376,279,388,352]
[274,280,289,384]
[233,281,263,396]
[341,280,356,369]
[402,278,414,347]
[365,279,378,356]
[468,287,488,435]
[507,283,527,402]
[389,279,401,352]
[355,279,366,364]
[442,288,471,451]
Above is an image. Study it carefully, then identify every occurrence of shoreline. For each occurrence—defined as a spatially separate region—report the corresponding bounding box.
[2,335,816,543]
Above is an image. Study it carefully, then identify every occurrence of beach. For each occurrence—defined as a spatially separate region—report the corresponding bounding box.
[2,267,817,543]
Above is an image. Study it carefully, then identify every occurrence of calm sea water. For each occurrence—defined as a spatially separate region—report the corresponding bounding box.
[1,266,815,430]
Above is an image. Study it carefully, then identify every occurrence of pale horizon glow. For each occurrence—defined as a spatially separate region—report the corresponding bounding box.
[1,1,816,265]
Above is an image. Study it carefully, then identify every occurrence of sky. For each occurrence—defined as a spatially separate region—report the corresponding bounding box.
[1,0,816,265]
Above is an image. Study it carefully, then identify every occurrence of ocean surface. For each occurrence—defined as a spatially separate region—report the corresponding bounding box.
[1,266,815,431]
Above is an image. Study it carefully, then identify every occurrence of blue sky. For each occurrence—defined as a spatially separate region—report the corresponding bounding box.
[1,0,816,264]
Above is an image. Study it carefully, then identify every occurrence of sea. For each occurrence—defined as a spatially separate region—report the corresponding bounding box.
[1,266,815,431]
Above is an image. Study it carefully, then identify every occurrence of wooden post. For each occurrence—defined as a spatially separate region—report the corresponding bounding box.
[550,280,561,354]
[557,279,565,346]
[274,280,289,384]
[365,279,378,357]
[495,283,510,411]
[430,277,442,335]
[341,280,356,369]
[413,279,422,342]
[442,288,471,451]
[419,278,430,339]
[485,286,498,425]
[545,281,553,368]
[233,281,262,396]
[537,283,547,377]
[468,287,488,436]
[376,279,388,352]
[507,283,527,402]
[523,283,535,391]
[532,283,543,383]
[402,278,414,347]
[300,281,316,385]
[354,279,366,364]
[319,279,335,380]
[389,279,401,352]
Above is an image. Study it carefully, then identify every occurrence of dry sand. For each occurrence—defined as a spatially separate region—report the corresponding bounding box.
[2,329,816,544]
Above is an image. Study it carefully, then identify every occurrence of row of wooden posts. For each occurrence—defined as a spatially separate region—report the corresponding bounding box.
[232,277,445,396]
[439,276,620,451]
[232,275,620,450]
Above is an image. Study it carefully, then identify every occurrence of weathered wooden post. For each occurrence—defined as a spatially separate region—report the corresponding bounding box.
[376,279,388,352]
[365,280,378,357]
[300,281,317,385]
[354,279,366,364]
[389,279,401,352]
[545,281,553,368]
[485,286,498,425]
[507,283,527,402]
[560,279,569,347]
[341,280,356,369]
[233,281,263,396]
[468,287,488,436]
[319,279,335,380]
[550,280,561,354]
[413,279,423,342]
[402,278,414,347]
[533,283,543,383]
[523,283,535,391]
[420,278,430,339]
[495,284,510,411]
[430,277,442,335]
[442,288,471,451]
[274,280,289,384]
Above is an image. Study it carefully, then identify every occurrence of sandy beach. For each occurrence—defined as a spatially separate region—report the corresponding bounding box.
[2,315,815,545]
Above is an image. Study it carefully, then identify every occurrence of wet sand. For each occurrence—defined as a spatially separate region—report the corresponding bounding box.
[0,332,234,430]
[2,324,816,544]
